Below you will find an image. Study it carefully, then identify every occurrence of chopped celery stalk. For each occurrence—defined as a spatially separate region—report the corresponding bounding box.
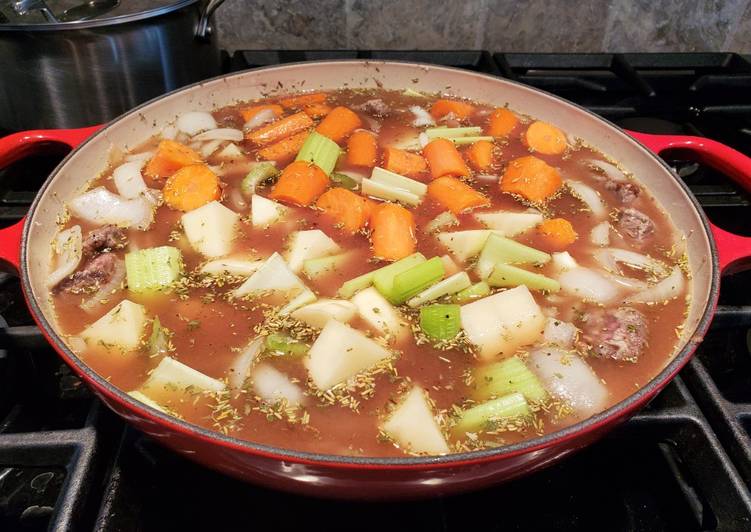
[487,263,561,292]
[454,393,531,434]
[474,356,549,403]
[303,252,353,280]
[148,317,171,357]
[330,172,359,190]
[125,246,183,293]
[419,304,462,341]
[407,271,471,307]
[425,211,459,234]
[403,88,426,98]
[264,333,309,357]
[425,126,483,139]
[453,281,491,303]
[371,253,427,301]
[447,136,494,145]
[476,233,551,279]
[241,162,278,195]
[295,131,341,176]
[361,178,422,206]
[370,167,428,196]
[337,270,376,299]
[390,257,445,304]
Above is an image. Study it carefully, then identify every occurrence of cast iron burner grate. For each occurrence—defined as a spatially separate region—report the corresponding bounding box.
[3,51,751,531]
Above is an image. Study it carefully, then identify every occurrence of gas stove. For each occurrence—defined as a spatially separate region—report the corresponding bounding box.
[2,51,751,531]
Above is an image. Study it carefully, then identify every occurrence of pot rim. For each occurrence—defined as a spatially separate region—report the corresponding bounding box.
[20,59,721,468]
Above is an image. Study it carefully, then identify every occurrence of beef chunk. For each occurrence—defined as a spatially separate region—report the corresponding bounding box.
[57,253,118,294]
[581,307,648,362]
[618,208,654,240]
[83,225,127,256]
[605,181,640,204]
[354,99,390,116]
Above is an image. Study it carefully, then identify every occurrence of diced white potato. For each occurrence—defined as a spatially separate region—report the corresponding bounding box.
[251,194,288,228]
[437,230,501,262]
[460,286,545,360]
[381,386,449,455]
[305,320,392,390]
[48,225,82,288]
[558,267,620,304]
[285,230,341,273]
[140,357,225,400]
[234,252,306,298]
[251,363,304,405]
[181,200,240,258]
[473,210,543,237]
[351,287,409,342]
[425,211,459,233]
[278,288,317,316]
[542,318,578,348]
[200,257,264,277]
[113,161,148,199]
[590,221,611,246]
[227,337,263,389]
[215,142,245,160]
[80,300,147,353]
[528,347,608,418]
[127,390,167,413]
[551,251,578,272]
[176,111,217,136]
[291,299,358,329]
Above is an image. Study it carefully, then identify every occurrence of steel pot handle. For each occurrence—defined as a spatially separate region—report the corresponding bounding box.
[627,130,751,274]
[196,0,226,41]
[0,125,102,271]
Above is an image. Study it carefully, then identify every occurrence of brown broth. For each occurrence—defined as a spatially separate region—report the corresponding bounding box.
[51,88,689,457]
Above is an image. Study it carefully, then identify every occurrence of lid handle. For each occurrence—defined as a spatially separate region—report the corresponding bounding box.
[196,0,225,41]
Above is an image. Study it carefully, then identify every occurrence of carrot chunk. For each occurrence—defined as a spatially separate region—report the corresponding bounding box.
[280,92,328,110]
[239,104,283,124]
[246,112,313,146]
[423,138,470,179]
[429,99,476,120]
[304,103,333,119]
[144,140,202,179]
[500,155,562,203]
[383,147,427,177]
[269,161,329,206]
[316,188,371,233]
[486,108,519,137]
[465,140,494,172]
[427,176,490,214]
[316,106,362,143]
[370,203,416,261]
[163,164,221,212]
[524,121,568,155]
[257,131,309,163]
[537,218,578,250]
[346,130,378,168]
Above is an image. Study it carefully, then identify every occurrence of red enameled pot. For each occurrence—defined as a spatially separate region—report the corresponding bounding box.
[1,62,751,499]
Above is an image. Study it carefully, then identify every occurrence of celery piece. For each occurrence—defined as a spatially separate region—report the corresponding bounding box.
[330,172,359,190]
[361,178,422,206]
[148,317,171,357]
[419,304,462,341]
[278,288,317,316]
[425,126,483,140]
[407,271,471,308]
[453,281,491,304]
[454,392,531,434]
[476,233,551,279]
[371,253,427,301]
[125,246,183,293]
[241,162,278,195]
[390,257,445,305]
[448,136,495,146]
[338,270,376,299]
[370,167,427,196]
[303,253,352,281]
[474,356,549,403]
[403,88,426,98]
[425,211,459,234]
[264,333,309,358]
[295,131,342,176]
[487,263,560,292]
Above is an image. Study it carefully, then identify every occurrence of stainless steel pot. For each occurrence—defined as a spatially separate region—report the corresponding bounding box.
[0,0,224,131]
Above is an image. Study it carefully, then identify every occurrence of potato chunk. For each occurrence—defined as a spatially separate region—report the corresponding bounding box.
[381,386,449,455]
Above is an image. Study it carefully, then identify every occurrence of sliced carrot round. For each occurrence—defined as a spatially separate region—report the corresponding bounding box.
[537,218,578,250]
[346,130,378,168]
[163,164,221,211]
[383,147,427,177]
[316,107,362,143]
[423,138,470,179]
[240,104,283,124]
[269,161,329,206]
[524,121,568,155]
[486,108,519,137]
[430,99,476,120]
[145,140,202,179]
[500,155,562,204]
[316,188,370,233]
[370,203,416,261]
[465,140,495,172]
[427,176,490,214]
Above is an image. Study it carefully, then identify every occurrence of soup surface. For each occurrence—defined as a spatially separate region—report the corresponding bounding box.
[49,88,690,457]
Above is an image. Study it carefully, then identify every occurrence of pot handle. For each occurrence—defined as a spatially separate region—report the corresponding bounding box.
[0,125,102,271]
[627,130,751,274]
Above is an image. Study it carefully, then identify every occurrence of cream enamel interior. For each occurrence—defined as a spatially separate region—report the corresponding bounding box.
[25,60,712,373]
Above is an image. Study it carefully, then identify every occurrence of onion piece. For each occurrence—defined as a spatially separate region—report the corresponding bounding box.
[551,251,578,272]
[243,108,276,131]
[626,267,685,304]
[216,143,245,160]
[113,161,148,199]
[200,139,223,158]
[192,128,244,142]
[80,258,126,312]
[227,337,263,389]
[418,132,429,148]
[590,221,610,247]
[594,247,669,278]
[176,111,217,136]
[410,105,435,127]
[125,151,154,163]
[228,187,248,211]
[587,159,627,182]
[603,272,648,291]
[47,225,82,288]
[542,318,578,348]
[252,363,304,405]
[567,180,607,218]
[558,267,620,304]
[68,187,155,230]
[161,126,178,140]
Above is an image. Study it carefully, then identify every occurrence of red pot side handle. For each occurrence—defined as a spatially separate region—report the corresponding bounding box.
[627,130,751,274]
[0,125,102,272]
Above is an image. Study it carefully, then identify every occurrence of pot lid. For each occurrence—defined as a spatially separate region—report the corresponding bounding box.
[0,0,198,28]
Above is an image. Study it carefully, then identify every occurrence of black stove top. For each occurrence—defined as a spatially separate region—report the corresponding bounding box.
[3,51,751,531]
